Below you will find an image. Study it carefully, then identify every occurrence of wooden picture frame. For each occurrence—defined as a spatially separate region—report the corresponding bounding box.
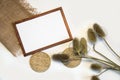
[14,7,73,56]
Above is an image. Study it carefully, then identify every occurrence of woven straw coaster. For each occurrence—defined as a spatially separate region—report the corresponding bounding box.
[62,48,81,68]
[29,52,51,72]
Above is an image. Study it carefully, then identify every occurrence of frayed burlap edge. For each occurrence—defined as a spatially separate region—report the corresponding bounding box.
[16,0,38,15]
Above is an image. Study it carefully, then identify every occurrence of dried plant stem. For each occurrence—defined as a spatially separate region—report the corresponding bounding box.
[93,44,120,68]
[85,56,114,67]
[103,38,120,59]
[69,56,120,70]
[97,69,108,76]
[83,56,119,70]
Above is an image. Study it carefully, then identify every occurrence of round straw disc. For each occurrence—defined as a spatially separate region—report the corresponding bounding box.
[29,52,51,72]
[62,48,81,68]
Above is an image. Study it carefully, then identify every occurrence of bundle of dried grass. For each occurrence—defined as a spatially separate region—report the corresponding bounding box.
[0,0,37,56]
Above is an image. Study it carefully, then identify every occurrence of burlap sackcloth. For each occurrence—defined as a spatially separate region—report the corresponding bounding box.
[0,0,37,56]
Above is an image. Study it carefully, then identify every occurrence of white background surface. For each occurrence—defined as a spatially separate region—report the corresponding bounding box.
[0,0,120,80]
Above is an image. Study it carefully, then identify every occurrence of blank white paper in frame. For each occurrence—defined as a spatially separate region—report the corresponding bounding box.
[15,7,73,56]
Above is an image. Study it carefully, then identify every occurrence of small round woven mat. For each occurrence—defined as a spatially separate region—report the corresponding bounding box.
[29,52,51,72]
[62,48,81,68]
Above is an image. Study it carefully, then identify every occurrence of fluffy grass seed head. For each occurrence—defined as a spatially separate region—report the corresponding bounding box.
[79,37,87,55]
[93,23,105,38]
[73,38,80,55]
[52,54,69,62]
[87,28,97,43]
[90,63,102,71]
[91,75,100,80]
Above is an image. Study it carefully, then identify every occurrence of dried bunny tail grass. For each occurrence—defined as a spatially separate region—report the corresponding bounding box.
[73,38,80,55]
[90,63,102,71]
[80,37,87,55]
[18,0,38,14]
[93,24,120,59]
[52,54,69,62]
[91,75,100,80]
[87,28,97,43]
[93,23,105,38]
